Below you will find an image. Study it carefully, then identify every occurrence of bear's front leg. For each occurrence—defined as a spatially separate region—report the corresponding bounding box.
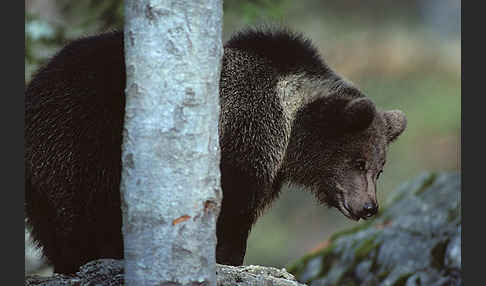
[215,204,253,265]
[215,165,265,265]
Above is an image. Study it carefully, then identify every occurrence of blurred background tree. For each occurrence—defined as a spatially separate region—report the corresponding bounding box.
[25,0,460,271]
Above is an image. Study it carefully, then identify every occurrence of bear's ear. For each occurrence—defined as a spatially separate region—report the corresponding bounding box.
[382,110,407,143]
[341,98,377,133]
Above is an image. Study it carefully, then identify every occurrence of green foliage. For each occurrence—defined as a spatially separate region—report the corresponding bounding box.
[25,12,64,83]
[224,0,288,24]
[57,0,123,33]
[25,0,123,83]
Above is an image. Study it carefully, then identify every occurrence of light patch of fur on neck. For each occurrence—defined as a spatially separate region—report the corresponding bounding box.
[276,74,356,126]
[282,180,318,193]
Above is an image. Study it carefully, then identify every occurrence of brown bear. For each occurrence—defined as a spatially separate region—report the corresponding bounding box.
[25,26,406,274]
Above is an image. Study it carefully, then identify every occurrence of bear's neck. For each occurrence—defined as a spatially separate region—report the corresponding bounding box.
[275,73,351,129]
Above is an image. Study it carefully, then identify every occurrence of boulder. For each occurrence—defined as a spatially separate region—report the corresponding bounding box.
[287,172,461,286]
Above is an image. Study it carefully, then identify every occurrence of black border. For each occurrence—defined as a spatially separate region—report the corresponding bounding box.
[5,0,25,284]
[462,1,478,284]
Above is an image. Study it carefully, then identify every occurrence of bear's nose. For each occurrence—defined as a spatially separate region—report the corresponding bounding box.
[361,202,378,218]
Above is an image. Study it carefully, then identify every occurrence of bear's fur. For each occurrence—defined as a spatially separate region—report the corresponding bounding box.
[25,26,406,273]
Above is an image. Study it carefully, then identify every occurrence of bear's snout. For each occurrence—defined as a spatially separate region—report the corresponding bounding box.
[359,201,379,218]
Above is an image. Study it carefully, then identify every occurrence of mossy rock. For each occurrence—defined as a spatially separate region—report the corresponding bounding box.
[287,172,461,286]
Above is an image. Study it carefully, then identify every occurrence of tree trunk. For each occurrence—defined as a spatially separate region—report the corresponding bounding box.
[121,1,223,285]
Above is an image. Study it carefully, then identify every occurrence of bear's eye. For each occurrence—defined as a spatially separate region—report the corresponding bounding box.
[354,159,367,171]
[377,169,383,180]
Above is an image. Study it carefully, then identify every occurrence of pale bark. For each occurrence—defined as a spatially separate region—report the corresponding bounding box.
[121,1,223,285]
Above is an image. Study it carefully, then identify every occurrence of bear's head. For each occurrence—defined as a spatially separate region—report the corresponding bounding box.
[284,88,407,221]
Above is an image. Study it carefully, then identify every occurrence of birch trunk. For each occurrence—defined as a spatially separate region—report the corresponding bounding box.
[121,1,223,285]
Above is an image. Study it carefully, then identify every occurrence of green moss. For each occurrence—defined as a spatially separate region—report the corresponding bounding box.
[287,244,341,283]
[285,249,319,273]
[335,269,355,286]
[339,278,358,286]
[414,173,437,195]
[328,220,374,242]
[354,233,380,261]
[289,222,381,280]
[377,269,391,281]
[286,243,336,278]
[333,233,381,285]
[392,273,413,286]
[285,258,309,277]
[319,250,338,277]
